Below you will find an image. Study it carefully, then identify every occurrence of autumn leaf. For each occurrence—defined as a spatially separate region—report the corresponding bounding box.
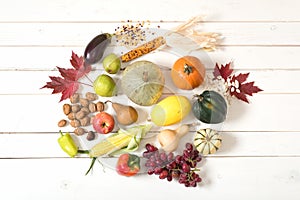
[213,62,234,80]
[41,52,91,102]
[228,74,263,103]
[240,82,263,96]
[69,51,92,80]
[231,73,249,84]
[212,62,263,103]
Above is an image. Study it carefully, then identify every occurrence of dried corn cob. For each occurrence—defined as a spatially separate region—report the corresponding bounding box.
[121,36,166,62]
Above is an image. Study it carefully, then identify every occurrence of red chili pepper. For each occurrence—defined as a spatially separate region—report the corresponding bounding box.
[116,153,140,177]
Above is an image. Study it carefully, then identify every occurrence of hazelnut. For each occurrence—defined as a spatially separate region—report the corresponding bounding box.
[63,104,71,115]
[58,119,67,127]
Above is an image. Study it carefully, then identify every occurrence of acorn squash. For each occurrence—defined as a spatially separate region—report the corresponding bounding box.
[192,90,227,124]
[121,61,165,106]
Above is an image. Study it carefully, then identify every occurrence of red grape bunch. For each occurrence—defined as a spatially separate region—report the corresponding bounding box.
[143,143,202,187]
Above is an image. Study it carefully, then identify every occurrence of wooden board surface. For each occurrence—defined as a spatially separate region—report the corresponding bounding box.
[0,0,299,199]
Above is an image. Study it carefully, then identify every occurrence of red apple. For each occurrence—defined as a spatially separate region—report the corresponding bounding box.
[93,112,115,134]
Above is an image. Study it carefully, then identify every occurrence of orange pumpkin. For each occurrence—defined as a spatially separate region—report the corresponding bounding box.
[171,56,206,90]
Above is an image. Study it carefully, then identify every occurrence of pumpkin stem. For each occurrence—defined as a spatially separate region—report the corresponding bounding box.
[183,64,193,75]
[142,71,149,82]
[193,94,204,101]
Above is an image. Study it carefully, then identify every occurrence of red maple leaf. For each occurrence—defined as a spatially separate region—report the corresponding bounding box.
[228,73,263,103]
[69,51,92,78]
[213,62,234,80]
[41,52,91,102]
[240,82,263,96]
[231,73,249,84]
[213,62,263,103]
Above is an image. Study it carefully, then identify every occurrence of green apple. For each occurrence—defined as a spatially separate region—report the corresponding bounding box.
[93,74,117,97]
[102,53,121,74]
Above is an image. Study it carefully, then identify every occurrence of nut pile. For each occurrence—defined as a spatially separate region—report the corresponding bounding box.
[58,92,105,141]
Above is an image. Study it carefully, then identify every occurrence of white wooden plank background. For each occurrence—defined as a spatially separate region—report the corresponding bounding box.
[0,0,299,199]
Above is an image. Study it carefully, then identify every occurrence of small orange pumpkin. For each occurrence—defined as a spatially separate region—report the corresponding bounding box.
[171,56,206,90]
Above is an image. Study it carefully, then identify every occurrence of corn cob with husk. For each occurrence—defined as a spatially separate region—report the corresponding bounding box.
[89,132,133,157]
[85,124,152,175]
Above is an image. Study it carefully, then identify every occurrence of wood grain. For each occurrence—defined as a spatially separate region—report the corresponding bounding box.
[0,0,299,199]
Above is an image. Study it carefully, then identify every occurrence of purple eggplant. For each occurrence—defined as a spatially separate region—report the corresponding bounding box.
[84,33,112,64]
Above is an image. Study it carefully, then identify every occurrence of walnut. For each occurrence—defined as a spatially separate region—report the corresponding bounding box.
[74,127,86,136]
[70,119,81,128]
[79,98,89,107]
[88,103,96,113]
[75,110,87,120]
[80,107,90,114]
[80,116,90,126]
[86,92,98,101]
[70,93,80,104]
[71,104,81,113]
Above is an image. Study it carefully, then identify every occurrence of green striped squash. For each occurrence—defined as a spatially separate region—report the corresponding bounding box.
[192,90,227,124]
